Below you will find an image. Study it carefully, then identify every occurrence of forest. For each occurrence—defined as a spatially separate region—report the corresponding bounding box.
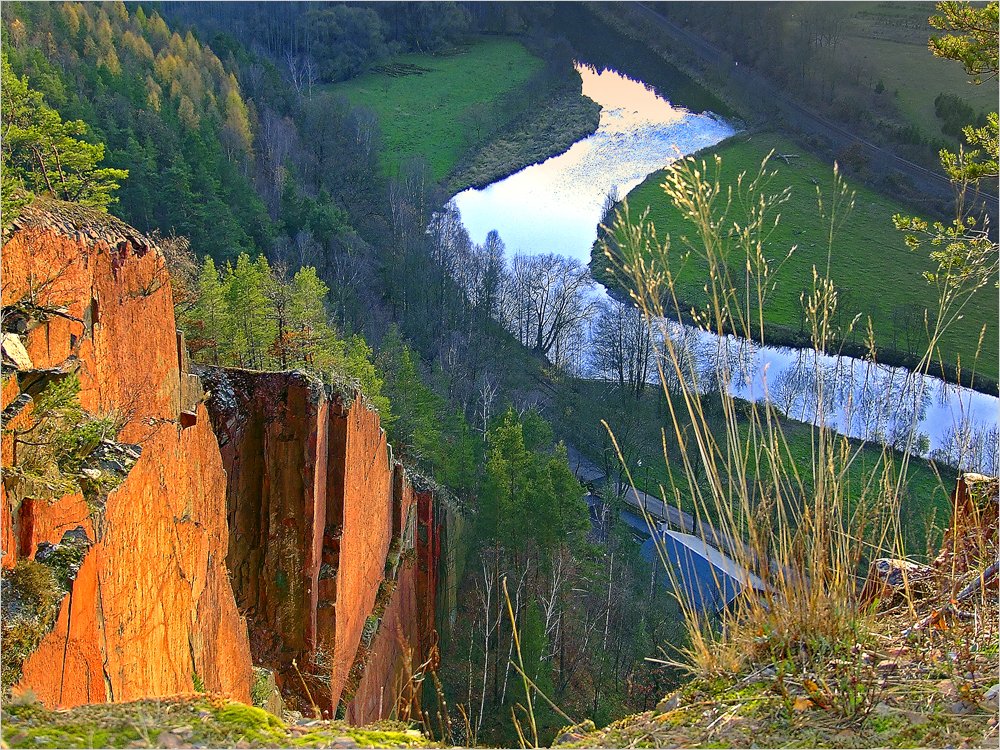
[1,1,996,747]
[0,3,686,743]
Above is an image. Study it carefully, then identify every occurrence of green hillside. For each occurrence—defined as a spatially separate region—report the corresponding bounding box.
[594,132,999,383]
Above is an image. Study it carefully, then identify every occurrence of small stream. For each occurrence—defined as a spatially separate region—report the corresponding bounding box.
[450,64,999,471]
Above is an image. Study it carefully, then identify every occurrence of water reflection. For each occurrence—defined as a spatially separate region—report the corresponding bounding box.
[453,64,736,265]
[447,62,998,472]
[661,321,998,470]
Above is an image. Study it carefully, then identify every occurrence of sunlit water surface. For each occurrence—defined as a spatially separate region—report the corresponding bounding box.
[453,65,736,264]
[449,65,998,467]
[675,327,998,467]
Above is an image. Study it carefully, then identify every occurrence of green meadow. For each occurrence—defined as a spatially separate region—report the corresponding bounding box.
[330,39,542,182]
[556,378,957,560]
[596,132,998,382]
[844,2,996,140]
[840,33,997,140]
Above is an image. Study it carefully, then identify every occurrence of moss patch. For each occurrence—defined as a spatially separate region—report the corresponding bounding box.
[0,560,63,690]
[551,672,996,748]
[1,696,440,748]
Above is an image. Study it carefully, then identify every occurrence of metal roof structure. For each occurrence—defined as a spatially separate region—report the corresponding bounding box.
[641,528,769,613]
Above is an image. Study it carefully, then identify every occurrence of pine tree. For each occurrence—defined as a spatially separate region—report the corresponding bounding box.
[223,254,276,369]
[190,257,227,364]
[1,51,127,216]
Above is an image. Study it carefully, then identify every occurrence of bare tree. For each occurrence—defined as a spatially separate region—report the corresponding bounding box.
[504,253,597,362]
[271,229,323,272]
[257,108,298,215]
[304,59,318,98]
[476,372,501,434]
[591,298,654,397]
[389,157,433,256]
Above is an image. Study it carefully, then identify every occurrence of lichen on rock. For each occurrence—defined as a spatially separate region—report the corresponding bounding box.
[1,526,92,690]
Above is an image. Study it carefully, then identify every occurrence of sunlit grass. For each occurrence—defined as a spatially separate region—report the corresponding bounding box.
[598,152,963,699]
[839,29,996,138]
[598,132,998,381]
[329,39,542,182]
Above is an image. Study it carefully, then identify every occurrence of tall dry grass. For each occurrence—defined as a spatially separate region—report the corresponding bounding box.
[597,151,981,702]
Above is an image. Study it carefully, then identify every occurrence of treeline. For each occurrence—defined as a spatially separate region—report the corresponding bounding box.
[162,2,551,83]
[1,1,385,268]
[170,241,389,414]
[3,1,270,260]
[164,1,472,82]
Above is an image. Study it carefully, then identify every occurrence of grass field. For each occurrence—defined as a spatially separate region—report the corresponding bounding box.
[554,377,957,560]
[595,132,998,382]
[329,39,542,182]
[839,35,996,141]
[842,2,996,140]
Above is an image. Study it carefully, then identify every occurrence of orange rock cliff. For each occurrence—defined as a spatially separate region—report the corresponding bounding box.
[1,200,440,720]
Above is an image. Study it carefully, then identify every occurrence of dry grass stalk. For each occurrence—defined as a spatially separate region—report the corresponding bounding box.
[597,152,995,721]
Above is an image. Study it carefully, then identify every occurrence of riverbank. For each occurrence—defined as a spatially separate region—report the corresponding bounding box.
[330,37,602,192]
[554,377,958,558]
[585,2,996,225]
[593,130,999,394]
[446,92,601,194]
[330,38,543,182]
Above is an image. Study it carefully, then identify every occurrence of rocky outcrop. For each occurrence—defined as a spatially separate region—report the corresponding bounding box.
[202,369,439,717]
[1,200,442,720]
[1,199,252,706]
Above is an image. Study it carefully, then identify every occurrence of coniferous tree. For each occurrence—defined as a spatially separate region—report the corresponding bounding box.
[192,257,227,364]
[224,254,276,370]
[1,52,127,217]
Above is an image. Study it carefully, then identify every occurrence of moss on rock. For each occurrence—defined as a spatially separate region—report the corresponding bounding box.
[1,560,65,690]
[1,696,441,749]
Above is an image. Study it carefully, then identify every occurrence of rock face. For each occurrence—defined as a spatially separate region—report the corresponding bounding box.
[1,200,440,719]
[202,369,439,716]
[1,200,252,706]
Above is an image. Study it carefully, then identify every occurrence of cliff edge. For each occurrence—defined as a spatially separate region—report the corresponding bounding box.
[1,200,442,725]
[1,199,252,706]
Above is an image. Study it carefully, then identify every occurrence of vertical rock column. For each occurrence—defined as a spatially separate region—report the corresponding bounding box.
[1,202,252,707]
[321,391,394,712]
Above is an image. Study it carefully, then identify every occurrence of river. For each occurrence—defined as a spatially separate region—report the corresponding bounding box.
[450,64,998,471]
[454,64,735,265]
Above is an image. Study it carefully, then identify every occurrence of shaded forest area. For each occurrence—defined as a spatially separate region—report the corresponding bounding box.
[0,2,692,744]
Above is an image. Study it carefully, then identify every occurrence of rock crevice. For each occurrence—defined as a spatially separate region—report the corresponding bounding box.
[2,200,251,706]
[202,368,438,717]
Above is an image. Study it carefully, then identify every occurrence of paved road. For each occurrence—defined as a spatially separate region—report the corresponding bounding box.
[631,2,999,220]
